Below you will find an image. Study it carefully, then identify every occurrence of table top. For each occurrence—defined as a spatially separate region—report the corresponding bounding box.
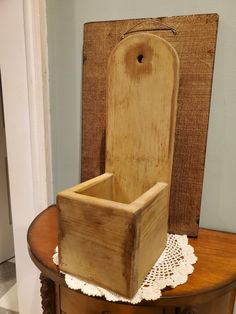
[27,205,236,306]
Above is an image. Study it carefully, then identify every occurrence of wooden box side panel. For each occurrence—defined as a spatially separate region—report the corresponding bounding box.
[134,185,169,288]
[81,14,219,236]
[57,193,134,297]
[77,172,114,201]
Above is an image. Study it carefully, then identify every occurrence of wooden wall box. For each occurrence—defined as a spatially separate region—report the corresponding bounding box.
[58,34,179,298]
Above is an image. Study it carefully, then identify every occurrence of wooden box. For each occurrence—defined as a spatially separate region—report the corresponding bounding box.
[58,33,179,298]
[58,174,168,298]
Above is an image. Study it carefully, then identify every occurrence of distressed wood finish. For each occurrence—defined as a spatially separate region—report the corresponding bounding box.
[81,13,219,236]
[28,206,236,314]
[58,176,136,297]
[58,34,179,297]
[106,33,179,203]
[58,177,169,297]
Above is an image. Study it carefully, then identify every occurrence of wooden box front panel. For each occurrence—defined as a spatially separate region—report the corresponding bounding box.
[81,14,219,236]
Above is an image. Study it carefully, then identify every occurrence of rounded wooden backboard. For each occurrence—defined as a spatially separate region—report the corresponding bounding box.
[106,33,179,203]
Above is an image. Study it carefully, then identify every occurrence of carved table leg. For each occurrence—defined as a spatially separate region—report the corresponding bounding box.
[40,273,56,314]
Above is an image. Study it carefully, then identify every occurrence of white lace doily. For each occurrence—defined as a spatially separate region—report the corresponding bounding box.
[53,234,197,304]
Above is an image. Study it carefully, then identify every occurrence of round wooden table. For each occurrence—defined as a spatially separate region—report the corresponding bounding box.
[27,205,236,314]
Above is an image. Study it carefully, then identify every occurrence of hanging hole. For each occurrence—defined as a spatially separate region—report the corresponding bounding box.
[137,54,144,63]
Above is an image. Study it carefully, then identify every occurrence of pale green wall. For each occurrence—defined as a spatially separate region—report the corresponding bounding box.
[46,1,236,234]
[46,0,81,197]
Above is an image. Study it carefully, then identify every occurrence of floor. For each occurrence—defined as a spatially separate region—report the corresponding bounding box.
[0,258,18,314]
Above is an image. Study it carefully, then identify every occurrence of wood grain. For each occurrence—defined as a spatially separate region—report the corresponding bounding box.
[178,291,236,314]
[81,13,219,236]
[133,183,169,287]
[58,185,135,297]
[61,286,236,314]
[61,285,163,314]
[27,206,236,312]
[73,172,114,200]
[57,179,169,297]
[57,33,179,297]
[106,33,179,203]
